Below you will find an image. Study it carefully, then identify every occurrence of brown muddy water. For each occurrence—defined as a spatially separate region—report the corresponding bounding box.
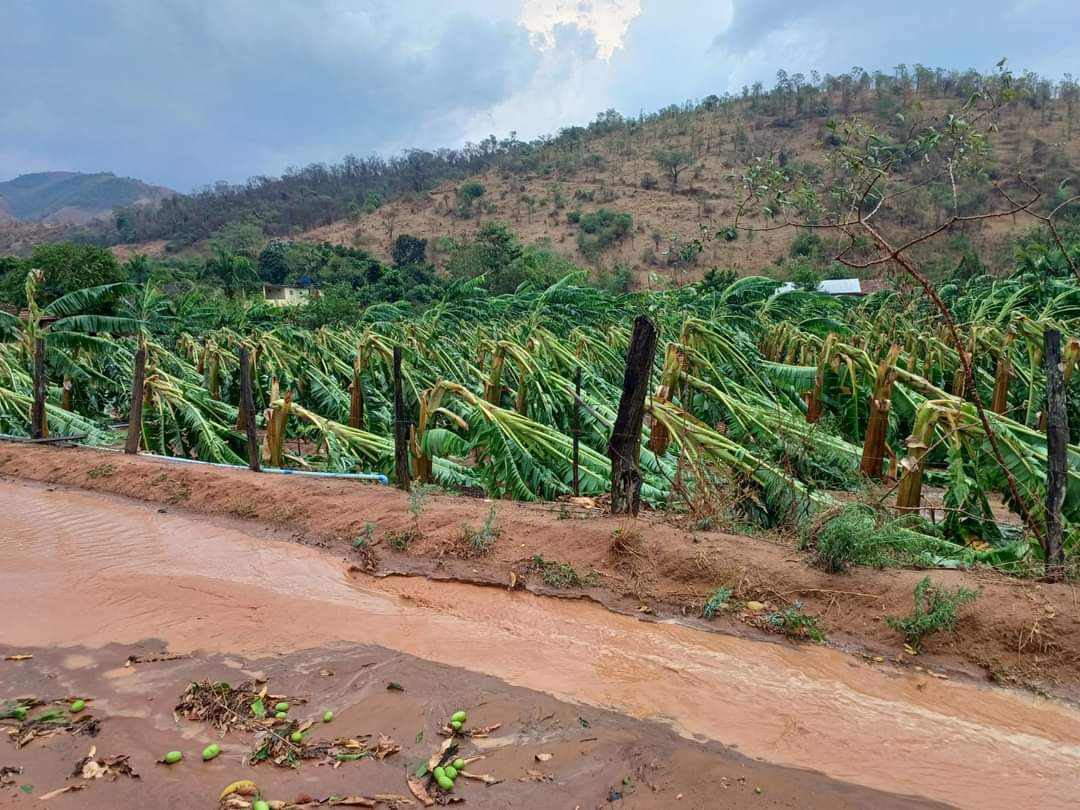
[1,480,1077,809]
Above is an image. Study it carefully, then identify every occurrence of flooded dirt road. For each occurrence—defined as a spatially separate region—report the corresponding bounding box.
[1,479,1077,809]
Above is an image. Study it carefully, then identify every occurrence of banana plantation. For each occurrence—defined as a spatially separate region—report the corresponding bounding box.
[2,269,1078,574]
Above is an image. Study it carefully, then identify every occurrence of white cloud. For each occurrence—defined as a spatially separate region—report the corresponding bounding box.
[519,0,642,60]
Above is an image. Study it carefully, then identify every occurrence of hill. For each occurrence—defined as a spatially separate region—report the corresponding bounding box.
[0,171,174,225]
[55,67,1080,284]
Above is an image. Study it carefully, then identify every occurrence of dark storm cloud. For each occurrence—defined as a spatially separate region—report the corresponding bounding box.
[3,0,1078,191]
[709,0,1080,78]
[0,0,539,189]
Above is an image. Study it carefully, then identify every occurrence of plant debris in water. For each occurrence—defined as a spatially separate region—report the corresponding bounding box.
[2,698,101,749]
[175,680,299,734]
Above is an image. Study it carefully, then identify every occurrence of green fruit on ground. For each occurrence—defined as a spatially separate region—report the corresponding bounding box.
[452,758,465,770]
[449,720,462,731]
[444,765,458,779]
[433,767,446,780]
[70,699,86,713]
[253,801,270,810]
[323,711,333,722]
[437,775,455,791]
[290,731,303,743]
[163,751,183,764]
[275,711,287,720]
[451,710,467,723]
[274,702,289,713]
[201,743,221,761]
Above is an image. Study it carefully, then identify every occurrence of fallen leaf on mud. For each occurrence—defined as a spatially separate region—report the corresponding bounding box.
[328,797,376,807]
[519,769,552,783]
[373,795,414,805]
[37,784,86,800]
[427,738,455,770]
[373,734,401,759]
[745,601,766,613]
[72,747,139,781]
[465,723,501,738]
[534,753,553,762]
[903,644,919,656]
[929,671,949,680]
[407,776,435,807]
[3,655,32,661]
[386,682,405,692]
[508,571,518,590]
[460,769,502,785]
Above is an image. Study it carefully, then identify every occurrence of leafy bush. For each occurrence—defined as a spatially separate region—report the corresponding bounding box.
[809,503,1003,573]
[764,602,824,641]
[459,182,485,201]
[886,577,977,650]
[702,586,732,619]
[640,174,659,190]
[577,209,633,258]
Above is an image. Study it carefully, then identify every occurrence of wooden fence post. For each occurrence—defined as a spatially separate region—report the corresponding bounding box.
[1044,329,1067,579]
[239,346,261,472]
[608,316,657,515]
[393,345,411,491]
[124,345,147,454]
[572,366,581,497]
[31,336,47,440]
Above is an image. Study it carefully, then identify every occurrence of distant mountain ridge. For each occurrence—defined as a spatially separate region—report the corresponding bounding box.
[0,171,174,225]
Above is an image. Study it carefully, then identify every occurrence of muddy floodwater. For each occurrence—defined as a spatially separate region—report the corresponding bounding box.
[1,479,1077,809]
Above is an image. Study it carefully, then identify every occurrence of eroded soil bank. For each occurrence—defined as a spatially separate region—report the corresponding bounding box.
[1,476,1078,809]
[1,444,1078,697]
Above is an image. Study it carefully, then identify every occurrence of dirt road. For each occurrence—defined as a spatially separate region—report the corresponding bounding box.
[1,478,1077,808]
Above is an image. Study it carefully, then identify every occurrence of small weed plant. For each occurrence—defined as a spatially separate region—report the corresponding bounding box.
[353,522,376,550]
[702,586,732,620]
[386,484,436,550]
[886,577,977,651]
[527,554,598,588]
[464,505,501,555]
[764,602,824,641]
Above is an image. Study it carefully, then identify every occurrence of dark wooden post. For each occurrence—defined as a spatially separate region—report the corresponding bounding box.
[124,346,147,454]
[393,346,410,491]
[31,336,47,439]
[608,316,658,515]
[1044,329,1067,579]
[239,346,261,472]
[572,366,581,497]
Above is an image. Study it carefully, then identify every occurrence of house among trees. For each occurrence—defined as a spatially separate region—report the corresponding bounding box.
[262,282,313,307]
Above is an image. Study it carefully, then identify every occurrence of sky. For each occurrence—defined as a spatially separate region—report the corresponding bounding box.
[2,0,1078,192]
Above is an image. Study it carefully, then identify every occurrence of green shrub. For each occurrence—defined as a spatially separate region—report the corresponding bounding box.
[764,602,824,641]
[810,504,952,573]
[886,577,977,651]
[702,586,732,619]
[576,209,633,258]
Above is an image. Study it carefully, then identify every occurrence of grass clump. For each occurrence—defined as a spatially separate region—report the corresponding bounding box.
[886,576,977,651]
[527,554,598,588]
[763,602,824,641]
[809,503,954,573]
[702,586,732,620]
[462,505,501,555]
